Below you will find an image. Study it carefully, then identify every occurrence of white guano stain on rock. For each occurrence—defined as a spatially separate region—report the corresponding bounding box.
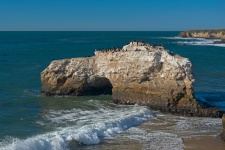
[41,41,223,117]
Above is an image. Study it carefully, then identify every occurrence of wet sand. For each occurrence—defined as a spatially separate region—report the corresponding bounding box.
[139,112,225,149]
[184,136,225,150]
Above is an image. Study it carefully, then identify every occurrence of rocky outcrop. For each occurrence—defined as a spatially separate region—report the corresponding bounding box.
[41,41,223,117]
[179,29,225,43]
[221,114,225,141]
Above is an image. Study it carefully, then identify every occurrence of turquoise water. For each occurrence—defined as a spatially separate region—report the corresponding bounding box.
[0,32,225,149]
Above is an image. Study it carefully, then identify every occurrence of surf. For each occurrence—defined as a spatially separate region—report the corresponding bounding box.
[0,105,155,150]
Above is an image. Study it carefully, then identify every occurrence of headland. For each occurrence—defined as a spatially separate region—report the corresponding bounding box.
[179,29,225,43]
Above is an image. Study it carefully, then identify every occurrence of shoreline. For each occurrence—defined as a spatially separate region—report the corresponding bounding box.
[140,112,225,149]
[179,29,225,44]
[184,135,225,150]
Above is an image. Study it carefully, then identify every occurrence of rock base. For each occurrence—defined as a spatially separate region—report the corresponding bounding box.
[221,114,225,141]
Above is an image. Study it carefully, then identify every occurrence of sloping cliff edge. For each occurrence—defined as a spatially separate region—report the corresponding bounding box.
[179,29,225,43]
[41,41,223,117]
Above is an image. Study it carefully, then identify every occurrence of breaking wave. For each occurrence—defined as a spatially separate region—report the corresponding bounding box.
[162,37,225,47]
[0,106,155,150]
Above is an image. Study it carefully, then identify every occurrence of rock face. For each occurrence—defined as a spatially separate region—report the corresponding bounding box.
[179,30,225,38]
[221,114,225,142]
[41,41,223,117]
[179,29,225,43]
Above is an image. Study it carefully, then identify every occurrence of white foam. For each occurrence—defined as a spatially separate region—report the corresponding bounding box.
[120,112,222,149]
[43,102,153,127]
[171,116,221,136]
[161,36,225,47]
[0,107,155,150]
[124,127,184,150]
[211,43,225,47]
[175,38,225,47]
[161,36,201,40]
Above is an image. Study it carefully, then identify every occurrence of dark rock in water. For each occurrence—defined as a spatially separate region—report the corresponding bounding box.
[221,114,225,142]
[41,41,224,117]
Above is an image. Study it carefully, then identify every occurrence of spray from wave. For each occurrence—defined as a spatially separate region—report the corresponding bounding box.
[0,106,155,150]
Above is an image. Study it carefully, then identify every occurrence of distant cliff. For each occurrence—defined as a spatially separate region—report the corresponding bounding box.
[41,41,223,117]
[179,29,225,41]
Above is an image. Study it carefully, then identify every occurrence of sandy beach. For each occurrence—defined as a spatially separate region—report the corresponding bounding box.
[137,112,225,149]
[184,136,225,150]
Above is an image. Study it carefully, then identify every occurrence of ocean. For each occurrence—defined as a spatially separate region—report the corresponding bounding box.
[0,31,225,150]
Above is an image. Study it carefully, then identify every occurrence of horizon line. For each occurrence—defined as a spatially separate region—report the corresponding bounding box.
[0,30,184,32]
[1,28,224,32]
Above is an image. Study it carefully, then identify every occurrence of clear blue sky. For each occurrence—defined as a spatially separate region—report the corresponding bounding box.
[0,0,224,31]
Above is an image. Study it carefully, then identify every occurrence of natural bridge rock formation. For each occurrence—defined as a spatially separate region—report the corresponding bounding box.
[41,41,223,117]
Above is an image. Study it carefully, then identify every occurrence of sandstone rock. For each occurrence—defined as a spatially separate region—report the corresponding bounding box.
[179,29,225,40]
[221,114,225,142]
[41,41,224,117]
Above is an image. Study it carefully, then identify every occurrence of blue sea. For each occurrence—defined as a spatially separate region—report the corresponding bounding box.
[0,31,225,149]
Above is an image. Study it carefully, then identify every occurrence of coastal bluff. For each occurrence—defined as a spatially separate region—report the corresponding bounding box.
[179,29,225,43]
[41,41,223,117]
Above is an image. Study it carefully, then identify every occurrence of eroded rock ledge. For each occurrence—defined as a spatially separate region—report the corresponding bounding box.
[179,29,225,43]
[41,41,223,117]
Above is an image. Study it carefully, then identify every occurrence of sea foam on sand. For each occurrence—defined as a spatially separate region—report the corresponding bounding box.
[0,107,155,150]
